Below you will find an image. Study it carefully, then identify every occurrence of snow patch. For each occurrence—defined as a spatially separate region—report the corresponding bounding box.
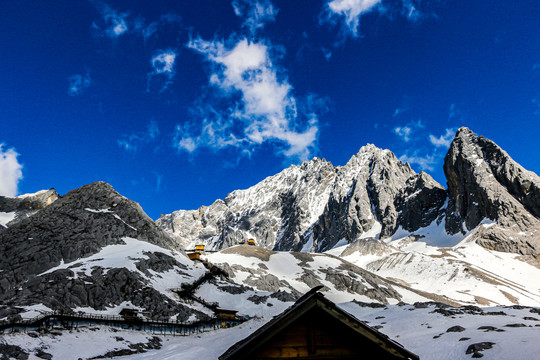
[0,211,16,226]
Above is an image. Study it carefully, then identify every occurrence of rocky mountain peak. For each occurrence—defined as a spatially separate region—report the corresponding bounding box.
[0,181,176,295]
[444,127,540,254]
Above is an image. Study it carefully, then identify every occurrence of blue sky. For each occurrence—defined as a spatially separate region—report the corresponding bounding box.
[1,0,539,219]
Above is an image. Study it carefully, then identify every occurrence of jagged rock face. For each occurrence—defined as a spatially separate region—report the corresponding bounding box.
[0,189,59,227]
[0,182,177,298]
[158,146,446,252]
[157,158,337,251]
[310,146,446,251]
[160,127,538,256]
[444,127,540,254]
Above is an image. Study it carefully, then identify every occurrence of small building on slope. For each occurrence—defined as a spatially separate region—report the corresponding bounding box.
[219,286,419,360]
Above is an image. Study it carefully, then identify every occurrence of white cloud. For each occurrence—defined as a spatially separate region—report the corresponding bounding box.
[174,114,245,154]
[91,1,130,38]
[68,72,92,96]
[324,0,427,38]
[182,36,319,161]
[393,126,412,142]
[399,153,435,171]
[118,120,160,152]
[147,49,178,92]
[429,128,456,148]
[232,0,278,35]
[393,119,424,142]
[0,144,23,197]
[151,50,177,75]
[324,0,382,37]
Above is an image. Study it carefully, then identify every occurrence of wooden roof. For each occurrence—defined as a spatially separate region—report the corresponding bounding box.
[219,286,420,360]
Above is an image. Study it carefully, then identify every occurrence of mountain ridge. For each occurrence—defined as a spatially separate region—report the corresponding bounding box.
[157,126,539,256]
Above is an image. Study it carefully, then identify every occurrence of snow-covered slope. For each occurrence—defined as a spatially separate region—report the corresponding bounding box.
[202,244,432,305]
[328,232,540,307]
[3,301,540,359]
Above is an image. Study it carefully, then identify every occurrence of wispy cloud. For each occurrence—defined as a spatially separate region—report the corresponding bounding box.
[399,153,436,171]
[141,13,182,43]
[91,1,182,42]
[0,144,23,197]
[392,106,459,174]
[429,128,456,148]
[118,120,160,152]
[91,1,130,38]
[232,0,278,35]
[147,49,178,92]
[393,126,412,142]
[393,119,424,142]
[179,36,319,161]
[68,71,92,96]
[323,0,428,38]
[324,0,382,38]
[393,107,408,117]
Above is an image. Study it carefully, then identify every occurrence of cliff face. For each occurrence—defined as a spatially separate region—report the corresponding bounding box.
[444,127,540,254]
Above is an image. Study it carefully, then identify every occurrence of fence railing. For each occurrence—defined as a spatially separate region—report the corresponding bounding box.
[0,311,248,334]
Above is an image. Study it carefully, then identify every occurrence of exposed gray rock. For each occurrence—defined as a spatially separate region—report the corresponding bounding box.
[0,182,204,321]
[0,344,28,360]
[447,325,466,332]
[339,237,394,257]
[158,146,446,253]
[0,182,177,294]
[466,342,495,357]
[444,127,540,254]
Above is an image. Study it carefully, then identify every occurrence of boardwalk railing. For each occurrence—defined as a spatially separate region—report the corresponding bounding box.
[0,311,248,335]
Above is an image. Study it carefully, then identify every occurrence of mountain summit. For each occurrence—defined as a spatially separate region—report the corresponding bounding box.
[444,127,540,254]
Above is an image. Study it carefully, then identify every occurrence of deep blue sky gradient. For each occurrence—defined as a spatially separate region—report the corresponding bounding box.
[1,0,539,219]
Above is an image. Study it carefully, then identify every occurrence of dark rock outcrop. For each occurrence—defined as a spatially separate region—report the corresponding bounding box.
[0,182,202,320]
[0,182,176,294]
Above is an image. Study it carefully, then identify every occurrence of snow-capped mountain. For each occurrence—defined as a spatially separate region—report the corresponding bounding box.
[156,144,447,252]
[157,127,540,257]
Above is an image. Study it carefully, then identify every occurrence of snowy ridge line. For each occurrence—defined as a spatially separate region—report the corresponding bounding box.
[0,310,247,334]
